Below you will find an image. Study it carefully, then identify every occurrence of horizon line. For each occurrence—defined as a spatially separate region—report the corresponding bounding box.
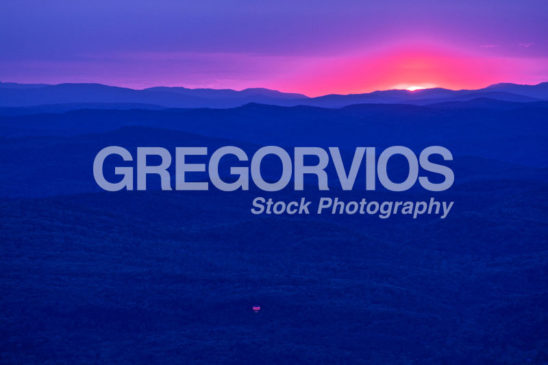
[0,80,547,99]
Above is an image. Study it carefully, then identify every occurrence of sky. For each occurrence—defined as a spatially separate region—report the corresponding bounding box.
[0,0,547,96]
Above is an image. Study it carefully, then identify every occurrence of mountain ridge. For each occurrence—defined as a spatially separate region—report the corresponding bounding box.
[1,81,547,109]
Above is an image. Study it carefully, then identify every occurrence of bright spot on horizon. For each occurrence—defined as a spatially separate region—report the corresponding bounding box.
[406,85,426,91]
[393,83,437,91]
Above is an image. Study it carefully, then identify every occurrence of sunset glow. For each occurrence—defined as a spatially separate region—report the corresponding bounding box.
[1,1,547,95]
[272,44,548,96]
[392,83,437,91]
[405,86,427,91]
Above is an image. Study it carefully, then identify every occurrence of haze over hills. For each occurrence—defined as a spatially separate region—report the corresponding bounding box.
[1,81,547,110]
[1,99,547,168]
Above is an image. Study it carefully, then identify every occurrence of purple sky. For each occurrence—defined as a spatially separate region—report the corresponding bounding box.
[1,0,547,95]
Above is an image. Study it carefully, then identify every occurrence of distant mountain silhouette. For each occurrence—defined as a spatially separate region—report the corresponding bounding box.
[484,82,548,99]
[0,82,308,109]
[0,81,547,109]
[306,87,542,107]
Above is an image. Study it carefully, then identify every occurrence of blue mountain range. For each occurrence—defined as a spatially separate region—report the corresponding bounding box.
[1,81,547,110]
